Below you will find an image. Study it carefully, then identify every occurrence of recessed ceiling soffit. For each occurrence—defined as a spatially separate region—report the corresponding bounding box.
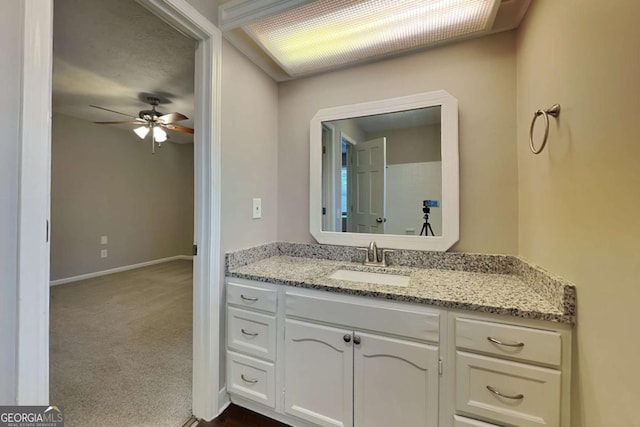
[219,0,531,82]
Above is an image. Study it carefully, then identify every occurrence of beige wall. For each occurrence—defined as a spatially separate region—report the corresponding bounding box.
[331,118,366,144]
[0,0,21,404]
[367,124,441,165]
[220,40,279,254]
[185,0,218,26]
[516,1,640,426]
[277,31,519,253]
[50,113,194,280]
[219,40,280,389]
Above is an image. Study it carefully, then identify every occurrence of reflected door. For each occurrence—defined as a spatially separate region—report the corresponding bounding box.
[352,137,386,233]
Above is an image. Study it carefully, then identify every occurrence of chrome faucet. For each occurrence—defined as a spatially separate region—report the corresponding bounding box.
[358,241,394,267]
[367,241,377,264]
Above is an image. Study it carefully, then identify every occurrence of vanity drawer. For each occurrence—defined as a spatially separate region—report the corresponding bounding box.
[285,290,439,342]
[227,280,277,313]
[456,317,562,366]
[453,415,500,427]
[456,351,561,427]
[227,306,277,361]
[227,351,275,408]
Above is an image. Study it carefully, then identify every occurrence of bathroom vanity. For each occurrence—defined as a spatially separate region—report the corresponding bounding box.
[223,89,575,426]
[224,242,575,427]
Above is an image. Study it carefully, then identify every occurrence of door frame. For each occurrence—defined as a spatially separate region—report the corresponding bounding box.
[321,123,336,231]
[341,132,356,233]
[17,0,223,420]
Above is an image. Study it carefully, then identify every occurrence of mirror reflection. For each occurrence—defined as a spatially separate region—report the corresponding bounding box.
[321,106,442,236]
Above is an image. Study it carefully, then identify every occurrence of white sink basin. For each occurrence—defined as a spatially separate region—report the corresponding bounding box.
[328,269,411,287]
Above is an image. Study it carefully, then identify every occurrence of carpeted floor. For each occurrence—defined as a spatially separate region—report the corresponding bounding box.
[50,260,193,427]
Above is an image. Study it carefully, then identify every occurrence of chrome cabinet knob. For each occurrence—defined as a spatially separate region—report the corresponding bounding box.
[343,334,351,343]
[376,217,383,223]
[353,335,361,345]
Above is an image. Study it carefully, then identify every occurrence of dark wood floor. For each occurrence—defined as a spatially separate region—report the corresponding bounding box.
[198,404,289,427]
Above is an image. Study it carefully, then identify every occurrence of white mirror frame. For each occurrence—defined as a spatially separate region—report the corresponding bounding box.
[310,90,459,251]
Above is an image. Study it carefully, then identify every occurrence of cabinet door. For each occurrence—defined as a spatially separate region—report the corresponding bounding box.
[284,319,353,427]
[354,332,439,427]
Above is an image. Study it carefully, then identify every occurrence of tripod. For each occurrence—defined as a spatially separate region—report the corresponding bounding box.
[419,213,434,236]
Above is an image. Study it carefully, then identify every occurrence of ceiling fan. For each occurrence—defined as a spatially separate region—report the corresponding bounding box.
[90,96,193,154]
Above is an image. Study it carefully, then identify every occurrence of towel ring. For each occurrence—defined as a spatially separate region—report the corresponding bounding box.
[529,104,561,154]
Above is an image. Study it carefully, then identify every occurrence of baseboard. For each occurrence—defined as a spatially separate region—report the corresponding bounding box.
[50,255,193,286]
[217,387,231,416]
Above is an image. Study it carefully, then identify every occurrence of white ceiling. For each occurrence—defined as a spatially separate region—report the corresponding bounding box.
[53,0,196,143]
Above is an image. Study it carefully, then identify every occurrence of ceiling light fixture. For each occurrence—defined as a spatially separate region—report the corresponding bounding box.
[132,124,165,154]
[153,126,168,143]
[91,96,194,154]
[242,0,499,77]
[131,124,167,154]
[134,126,150,139]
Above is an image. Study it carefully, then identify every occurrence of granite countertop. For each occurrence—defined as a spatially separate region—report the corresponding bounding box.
[226,242,576,324]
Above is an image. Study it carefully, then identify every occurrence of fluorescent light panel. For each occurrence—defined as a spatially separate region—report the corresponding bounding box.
[243,0,498,77]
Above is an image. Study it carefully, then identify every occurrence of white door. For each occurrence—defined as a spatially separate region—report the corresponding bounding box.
[352,137,386,233]
[353,332,439,427]
[284,319,354,427]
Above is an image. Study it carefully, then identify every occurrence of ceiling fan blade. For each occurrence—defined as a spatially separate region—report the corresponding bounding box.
[89,104,137,119]
[163,123,194,134]
[158,112,188,124]
[93,120,143,125]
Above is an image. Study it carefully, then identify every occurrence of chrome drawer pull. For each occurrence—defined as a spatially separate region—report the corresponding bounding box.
[486,385,524,400]
[241,328,258,337]
[241,374,258,384]
[487,336,525,348]
[240,294,258,302]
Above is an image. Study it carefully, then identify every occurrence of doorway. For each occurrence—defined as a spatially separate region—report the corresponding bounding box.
[17,0,222,421]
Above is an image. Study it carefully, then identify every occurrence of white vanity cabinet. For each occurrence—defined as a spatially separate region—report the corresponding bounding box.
[353,331,439,427]
[284,291,439,427]
[225,280,279,409]
[284,319,354,427]
[224,277,572,427]
[450,314,572,427]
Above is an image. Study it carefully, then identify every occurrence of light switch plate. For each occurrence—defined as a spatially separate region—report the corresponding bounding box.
[100,249,108,258]
[101,235,108,245]
[252,198,262,219]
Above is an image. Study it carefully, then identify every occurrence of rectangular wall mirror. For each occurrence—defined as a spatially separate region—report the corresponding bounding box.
[310,91,459,251]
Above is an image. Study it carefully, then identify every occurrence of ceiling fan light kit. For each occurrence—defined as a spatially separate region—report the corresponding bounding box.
[153,126,168,143]
[134,125,150,139]
[91,96,193,154]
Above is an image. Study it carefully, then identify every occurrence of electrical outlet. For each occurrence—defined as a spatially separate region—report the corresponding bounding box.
[100,249,108,258]
[252,198,262,219]
[101,235,108,245]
